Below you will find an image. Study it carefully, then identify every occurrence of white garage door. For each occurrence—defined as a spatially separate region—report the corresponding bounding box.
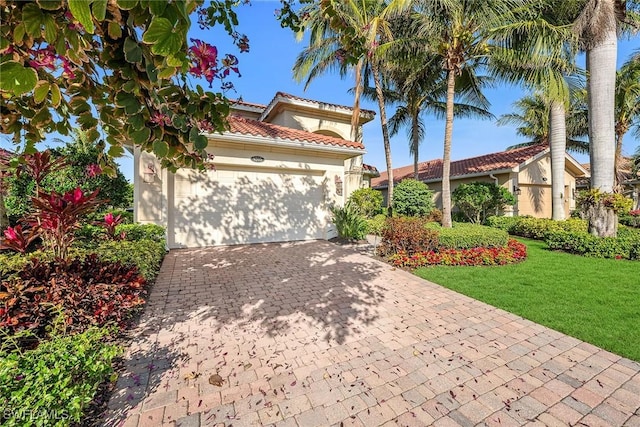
[169,167,329,247]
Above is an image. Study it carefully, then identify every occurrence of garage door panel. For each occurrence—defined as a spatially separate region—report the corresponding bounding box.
[171,168,328,247]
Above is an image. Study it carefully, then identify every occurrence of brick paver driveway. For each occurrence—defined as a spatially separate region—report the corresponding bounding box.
[105,241,640,427]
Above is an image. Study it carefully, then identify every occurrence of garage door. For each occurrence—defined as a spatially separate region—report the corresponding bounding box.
[169,167,328,247]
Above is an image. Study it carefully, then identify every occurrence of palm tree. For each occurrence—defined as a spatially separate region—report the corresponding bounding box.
[293,0,411,210]
[498,92,589,152]
[573,0,639,236]
[413,0,522,227]
[614,51,640,189]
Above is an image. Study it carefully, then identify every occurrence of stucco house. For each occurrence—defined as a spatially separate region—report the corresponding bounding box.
[133,92,379,248]
[372,144,589,218]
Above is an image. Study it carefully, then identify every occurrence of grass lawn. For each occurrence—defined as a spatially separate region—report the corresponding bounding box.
[414,238,640,362]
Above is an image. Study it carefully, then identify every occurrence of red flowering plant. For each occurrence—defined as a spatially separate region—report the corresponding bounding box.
[97,212,126,241]
[630,210,640,217]
[0,225,39,254]
[389,239,527,269]
[29,188,102,260]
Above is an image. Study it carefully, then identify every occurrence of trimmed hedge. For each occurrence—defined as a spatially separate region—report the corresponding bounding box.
[437,223,508,249]
[77,223,165,244]
[486,216,587,239]
[377,217,439,256]
[545,229,640,260]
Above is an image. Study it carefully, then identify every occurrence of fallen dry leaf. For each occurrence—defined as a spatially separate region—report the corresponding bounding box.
[208,374,224,387]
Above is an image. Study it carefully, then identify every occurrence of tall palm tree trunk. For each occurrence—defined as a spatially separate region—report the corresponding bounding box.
[371,62,394,211]
[549,100,567,220]
[442,70,456,228]
[350,59,364,141]
[587,29,617,193]
[411,110,420,180]
[614,132,624,191]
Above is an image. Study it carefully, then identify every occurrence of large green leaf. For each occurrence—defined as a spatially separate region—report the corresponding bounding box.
[108,21,122,39]
[69,0,95,34]
[142,17,183,56]
[129,114,146,130]
[117,0,138,10]
[131,127,151,145]
[124,37,142,63]
[22,3,45,38]
[193,134,208,150]
[50,83,61,107]
[149,0,167,15]
[43,14,58,43]
[92,0,107,21]
[153,140,169,157]
[0,62,38,96]
[108,144,125,158]
[33,81,50,103]
[36,0,64,10]
[115,92,142,114]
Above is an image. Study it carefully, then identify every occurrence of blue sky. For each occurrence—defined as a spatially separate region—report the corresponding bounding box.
[2,1,639,181]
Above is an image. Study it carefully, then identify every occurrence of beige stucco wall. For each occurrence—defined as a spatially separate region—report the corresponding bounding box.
[267,109,354,141]
[135,137,363,247]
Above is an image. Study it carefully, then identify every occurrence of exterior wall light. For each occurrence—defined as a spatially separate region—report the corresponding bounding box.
[143,163,157,183]
[251,155,265,163]
[513,186,522,196]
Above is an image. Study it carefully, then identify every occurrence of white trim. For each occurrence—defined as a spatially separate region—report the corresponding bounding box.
[202,132,366,156]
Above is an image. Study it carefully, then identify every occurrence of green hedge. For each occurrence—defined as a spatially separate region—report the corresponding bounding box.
[1,239,166,281]
[437,223,509,249]
[486,216,587,239]
[545,229,640,260]
[0,327,119,427]
[77,223,165,244]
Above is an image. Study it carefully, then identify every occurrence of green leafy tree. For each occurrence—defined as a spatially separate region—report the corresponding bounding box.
[348,187,383,218]
[4,134,131,219]
[392,179,434,217]
[0,1,250,171]
[452,182,516,224]
[615,51,640,188]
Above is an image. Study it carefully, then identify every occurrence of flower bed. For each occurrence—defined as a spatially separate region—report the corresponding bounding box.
[388,239,527,268]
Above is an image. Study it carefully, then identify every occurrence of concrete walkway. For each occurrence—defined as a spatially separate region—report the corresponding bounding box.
[105,241,640,427]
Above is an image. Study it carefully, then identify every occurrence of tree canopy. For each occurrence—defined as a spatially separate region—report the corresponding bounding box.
[0,0,252,172]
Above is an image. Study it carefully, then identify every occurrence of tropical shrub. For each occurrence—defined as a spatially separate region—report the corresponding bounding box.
[437,223,509,249]
[348,188,383,218]
[0,255,147,340]
[544,229,640,260]
[86,209,133,225]
[452,182,516,223]
[83,239,166,280]
[331,202,367,240]
[619,210,640,228]
[0,225,38,254]
[377,217,439,256]
[486,216,587,239]
[0,327,119,427]
[365,214,387,236]
[76,223,165,244]
[389,239,527,268]
[392,179,435,217]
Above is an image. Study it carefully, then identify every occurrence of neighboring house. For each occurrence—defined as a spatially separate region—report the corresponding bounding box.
[576,161,640,210]
[371,144,589,218]
[134,92,376,248]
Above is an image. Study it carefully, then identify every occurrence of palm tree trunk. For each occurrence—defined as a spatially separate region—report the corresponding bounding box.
[350,59,364,141]
[586,20,618,236]
[442,70,455,228]
[614,132,623,191]
[549,100,566,220]
[587,28,616,193]
[371,62,393,212]
[412,110,419,180]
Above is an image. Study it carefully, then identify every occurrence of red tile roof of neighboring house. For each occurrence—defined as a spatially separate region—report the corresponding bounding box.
[229,99,267,109]
[268,92,377,117]
[226,116,365,150]
[372,144,549,188]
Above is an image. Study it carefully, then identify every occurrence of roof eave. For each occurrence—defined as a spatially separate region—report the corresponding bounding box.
[373,167,516,189]
[260,95,375,124]
[203,131,366,157]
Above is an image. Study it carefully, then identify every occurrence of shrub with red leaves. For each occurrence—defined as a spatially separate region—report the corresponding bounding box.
[0,254,146,339]
[377,217,439,256]
[389,239,527,268]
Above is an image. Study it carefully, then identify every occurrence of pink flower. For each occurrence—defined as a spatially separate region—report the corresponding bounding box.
[86,163,102,177]
[4,226,18,241]
[28,48,57,71]
[104,212,116,226]
[150,112,172,127]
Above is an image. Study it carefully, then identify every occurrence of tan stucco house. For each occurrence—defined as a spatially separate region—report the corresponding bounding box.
[372,144,589,218]
[133,92,379,248]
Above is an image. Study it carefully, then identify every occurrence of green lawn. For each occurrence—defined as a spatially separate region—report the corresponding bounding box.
[414,238,640,361]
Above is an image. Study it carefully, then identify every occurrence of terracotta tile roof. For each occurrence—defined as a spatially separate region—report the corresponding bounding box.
[227,116,364,150]
[270,92,377,117]
[372,144,548,188]
[229,99,267,109]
